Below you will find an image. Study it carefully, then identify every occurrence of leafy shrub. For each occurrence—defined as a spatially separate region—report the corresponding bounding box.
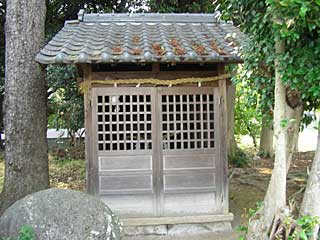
[237,201,264,239]
[236,225,248,240]
[248,201,264,218]
[290,216,320,240]
[0,226,35,240]
[50,144,85,161]
[237,205,320,240]
[229,148,251,168]
[257,149,271,158]
[270,215,320,240]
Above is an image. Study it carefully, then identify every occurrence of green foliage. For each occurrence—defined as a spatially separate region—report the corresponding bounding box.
[45,0,144,36]
[236,201,264,240]
[0,226,35,240]
[248,201,264,218]
[229,148,250,168]
[278,215,320,240]
[279,118,298,129]
[233,69,262,147]
[236,225,248,240]
[47,65,84,145]
[239,207,320,240]
[17,226,35,240]
[266,0,320,116]
[218,0,320,132]
[148,0,215,13]
[219,1,276,123]
[237,215,320,240]
[292,216,320,240]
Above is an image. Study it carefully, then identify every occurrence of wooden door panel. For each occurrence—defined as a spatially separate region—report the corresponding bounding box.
[164,173,216,192]
[101,195,156,218]
[99,155,152,172]
[163,153,216,170]
[99,175,153,194]
[163,192,220,216]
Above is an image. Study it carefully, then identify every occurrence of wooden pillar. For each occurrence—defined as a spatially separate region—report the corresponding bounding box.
[152,63,162,216]
[218,64,229,213]
[81,64,98,195]
[152,63,160,74]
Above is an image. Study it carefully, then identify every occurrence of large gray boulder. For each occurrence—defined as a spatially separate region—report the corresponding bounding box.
[0,188,123,240]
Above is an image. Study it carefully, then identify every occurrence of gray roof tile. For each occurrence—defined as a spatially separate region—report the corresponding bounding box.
[36,11,246,64]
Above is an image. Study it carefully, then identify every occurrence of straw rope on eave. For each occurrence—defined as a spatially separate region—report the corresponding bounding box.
[79,73,230,93]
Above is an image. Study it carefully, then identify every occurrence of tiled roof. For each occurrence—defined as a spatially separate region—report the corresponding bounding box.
[36,11,245,64]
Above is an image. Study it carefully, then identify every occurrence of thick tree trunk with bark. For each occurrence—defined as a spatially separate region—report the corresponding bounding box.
[227,83,237,156]
[247,37,288,240]
[260,115,274,157]
[0,0,48,215]
[300,127,320,239]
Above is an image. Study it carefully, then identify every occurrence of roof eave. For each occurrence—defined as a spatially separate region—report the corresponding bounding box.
[35,56,243,65]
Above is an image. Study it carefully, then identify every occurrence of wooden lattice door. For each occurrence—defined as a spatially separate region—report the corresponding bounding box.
[92,87,156,217]
[158,87,221,216]
[91,86,222,217]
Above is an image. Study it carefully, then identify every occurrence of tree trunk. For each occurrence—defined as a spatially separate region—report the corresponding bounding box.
[300,127,320,239]
[0,0,48,215]
[259,115,274,157]
[247,36,287,240]
[227,83,237,156]
[285,104,303,173]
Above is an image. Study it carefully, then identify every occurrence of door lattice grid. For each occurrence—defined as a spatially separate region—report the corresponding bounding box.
[97,94,152,151]
[161,94,215,150]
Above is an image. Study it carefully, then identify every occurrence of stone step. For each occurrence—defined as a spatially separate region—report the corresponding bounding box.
[124,232,240,240]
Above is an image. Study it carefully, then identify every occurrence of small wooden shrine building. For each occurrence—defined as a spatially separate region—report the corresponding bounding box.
[37,11,245,232]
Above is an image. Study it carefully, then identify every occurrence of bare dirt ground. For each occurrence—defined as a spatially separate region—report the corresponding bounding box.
[229,151,314,227]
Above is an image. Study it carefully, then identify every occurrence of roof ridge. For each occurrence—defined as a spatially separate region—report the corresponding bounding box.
[77,9,220,23]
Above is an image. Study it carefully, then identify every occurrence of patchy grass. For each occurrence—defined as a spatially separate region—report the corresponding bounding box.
[49,155,86,191]
[0,153,86,193]
[230,182,265,227]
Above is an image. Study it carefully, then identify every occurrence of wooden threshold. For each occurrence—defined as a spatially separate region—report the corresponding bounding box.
[122,213,234,226]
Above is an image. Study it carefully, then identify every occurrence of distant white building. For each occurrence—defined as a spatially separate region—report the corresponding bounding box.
[1,129,85,140]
